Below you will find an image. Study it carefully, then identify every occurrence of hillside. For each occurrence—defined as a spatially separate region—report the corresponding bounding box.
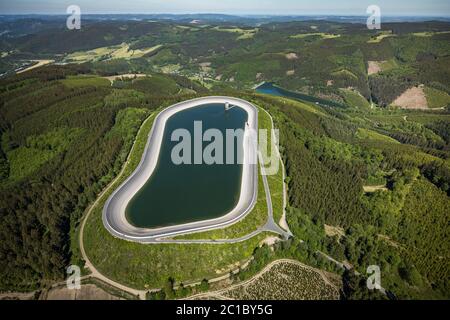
[0,17,449,300]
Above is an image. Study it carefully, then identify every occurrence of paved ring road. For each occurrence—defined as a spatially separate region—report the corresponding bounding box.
[102,96,259,242]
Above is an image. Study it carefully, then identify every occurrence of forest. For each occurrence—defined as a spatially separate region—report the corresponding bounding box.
[0,17,449,300]
[0,65,203,290]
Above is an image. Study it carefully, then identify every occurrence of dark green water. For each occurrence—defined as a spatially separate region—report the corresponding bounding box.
[126,103,248,228]
[256,82,345,108]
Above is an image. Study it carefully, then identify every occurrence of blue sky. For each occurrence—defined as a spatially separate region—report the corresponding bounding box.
[1,0,449,16]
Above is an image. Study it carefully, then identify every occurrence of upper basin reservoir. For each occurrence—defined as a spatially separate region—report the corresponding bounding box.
[126,103,248,228]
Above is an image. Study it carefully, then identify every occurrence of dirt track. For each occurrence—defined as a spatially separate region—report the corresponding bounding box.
[393,86,428,109]
[17,60,54,74]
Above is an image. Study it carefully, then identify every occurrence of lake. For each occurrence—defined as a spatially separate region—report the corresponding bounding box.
[125,103,248,228]
[256,82,345,108]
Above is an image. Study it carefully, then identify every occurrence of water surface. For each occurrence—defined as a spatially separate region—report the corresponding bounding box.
[256,82,345,108]
[126,103,248,228]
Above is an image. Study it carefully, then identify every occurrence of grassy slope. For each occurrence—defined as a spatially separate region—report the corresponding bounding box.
[222,260,340,300]
[424,87,450,109]
[65,43,162,63]
[290,33,340,40]
[60,75,111,88]
[128,75,179,95]
[340,89,370,109]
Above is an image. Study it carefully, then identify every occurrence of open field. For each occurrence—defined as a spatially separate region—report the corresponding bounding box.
[367,31,396,43]
[212,26,259,40]
[175,104,284,240]
[363,185,388,193]
[392,86,428,109]
[356,128,400,144]
[412,31,450,37]
[65,43,162,63]
[331,69,358,79]
[367,60,397,76]
[290,33,340,40]
[340,88,370,109]
[103,73,147,84]
[60,75,111,88]
[324,225,345,239]
[424,87,450,109]
[367,61,383,76]
[1,127,84,185]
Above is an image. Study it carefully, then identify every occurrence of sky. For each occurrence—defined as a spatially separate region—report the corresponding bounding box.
[0,0,449,16]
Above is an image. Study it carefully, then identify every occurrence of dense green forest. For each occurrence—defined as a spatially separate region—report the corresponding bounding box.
[0,65,205,290]
[244,93,450,299]
[2,19,450,109]
[0,18,449,299]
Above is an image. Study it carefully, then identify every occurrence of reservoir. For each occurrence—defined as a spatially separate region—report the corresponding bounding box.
[125,103,248,228]
[256,82,344,108]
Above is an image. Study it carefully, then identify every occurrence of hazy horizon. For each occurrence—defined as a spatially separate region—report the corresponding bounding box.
[1,13,450,18]
[1,0,449,16]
